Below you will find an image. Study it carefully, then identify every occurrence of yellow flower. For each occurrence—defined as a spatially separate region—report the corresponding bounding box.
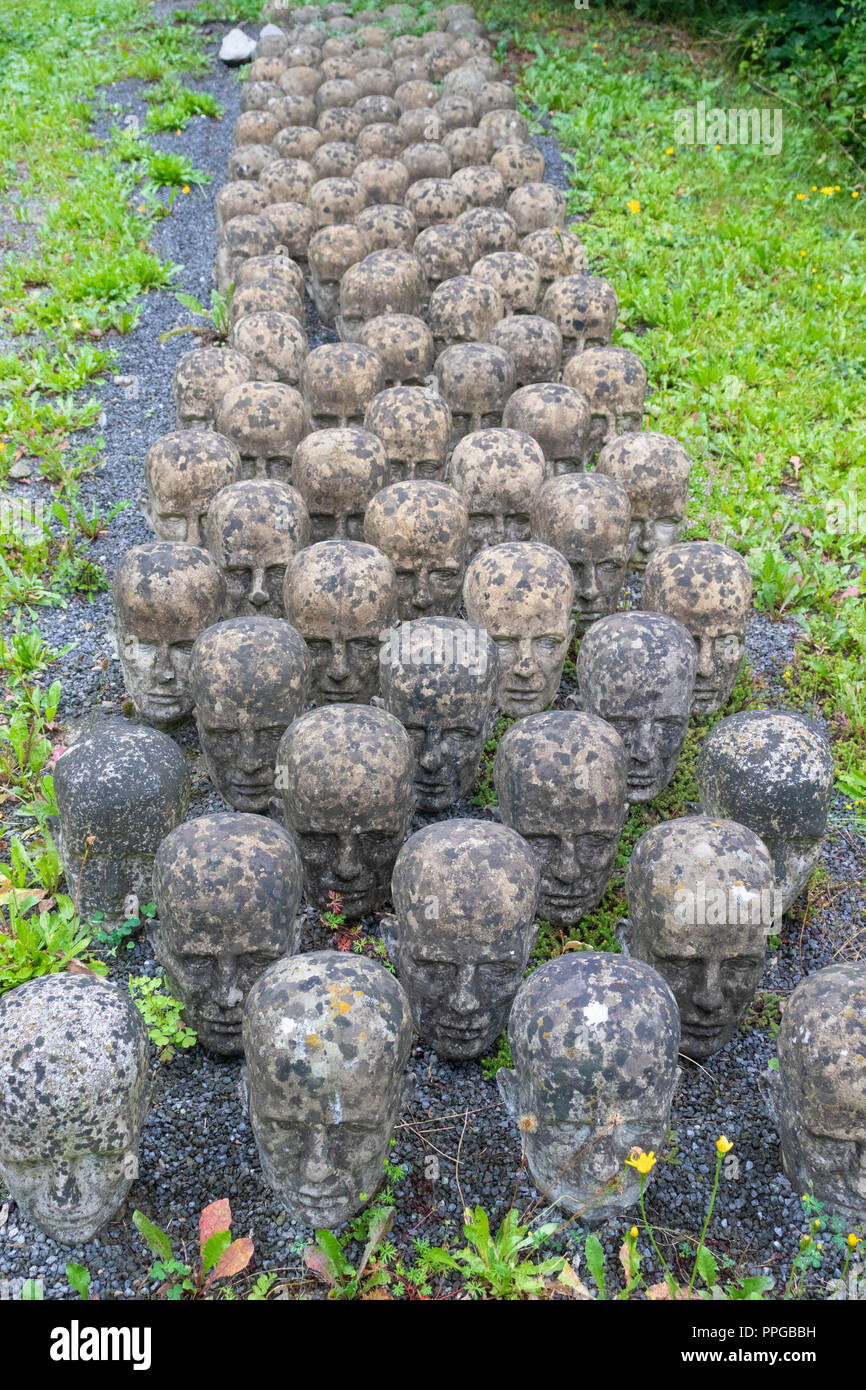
[800,250,806,256]
[812,185,817,191]
[630,1225,639,1239]
[715,143,721,151]
[796,193,807,200]
[627,199,640,214]
[854,191,860,198]
[175,128,181,136]
[626,1148,657,1175]
[716,1135,734,1154]
[847,1233,862,1249]
[182,185,190,194]
[665,147,673,154]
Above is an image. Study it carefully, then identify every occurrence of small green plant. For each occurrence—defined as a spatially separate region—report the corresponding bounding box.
[323,892,394,970]
[481,1032,512,1080]
[159,287,234,344]
[423,1206,566,1300]
[0,891,107,996]
[745,990,784,1036]
[128,973,197,1057]
[92,900,155,955]
[133,1199,255,1300]
[145,150,210,189]
[66,1262,90,1300]
[144,83,222,133]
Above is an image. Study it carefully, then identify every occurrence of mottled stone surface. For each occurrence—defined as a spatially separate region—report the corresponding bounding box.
[471,251,540,317]
[405,176,466,229]
[505,181,566,236]
[302,342,386,429]
[356,201,417,251]
[337,248,425,341]
[364,384,452,480]
[364,480,468,619]
[563,347,647,458]
[152,813,303,1054]
[433,342,515,444]
[450,163,506,209]
[228,310,308,387]
[596,431,691,572]
[463,541,574,717]
[623,815,775,1059]
[283,540,397,706]
[205,478,309,619]
[190,617,310,812]
[763,962,866,1226]
[413,223,475,290]
[642,541,753,716]
[383,819,539,1058]
[379,615,498,811]
[541,274,618,361]
[491,143,545,189]
[292,426,388,541]
[243,951,413,1228]
[502,382,590,475]
[308,223,372,326]
[277,703,414,916]
[698,711,834,912]
[113,542,225,726]
[216,380,307,485]
[451,426,545,555]
[455,205,518,257]
[172,347,252,430]
[530,472,630,633]
[356,313,434,388]
[498,953,680,1220]
[53,722,189,922]
[428,275,502,355]
[489,314,562,387]
[0,975,151,1243]
[494,711,628,923]
[578,612,696,803]
[144,429,241,548]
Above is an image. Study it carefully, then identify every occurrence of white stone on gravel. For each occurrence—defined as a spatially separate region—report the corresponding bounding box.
[219,28,256,66]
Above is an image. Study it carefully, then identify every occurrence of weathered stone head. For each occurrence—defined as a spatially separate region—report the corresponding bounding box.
[491,142,545,189]
[152,813,303,1055]
[450,163,507,209]
[451,426,546,555]
[143,429,240,547]
[596,431,691,572]
[383,820,539,1058]
[563,347,647,458]
[283,540,398,705]
[541,274,618,361]
[190,617,310,812]
[405,176,466,229]
[489,314,562,387]
[471,252,540,317]
[495,711,628,922]
[228,310,307,387]
[292,427,388,541]
[302,342,386,429]
[364,385,451,481]
[243,951,413,1227]
[413,223,475,292]
[216,380,307,484]
[204,478,308,620]
[352,154,408,206]
[502,382,590,475]
[113,543,225,726]
[400,140,452,183]
[519,226,586,299]
[697,711,834,913]
[379,616,499,811]
[277,703,414,916]
[505,182,566,236]
[444,125,493,168]
[642,542,752,716]
[308,223,371,325]
[357,121,406,159]
[172,347,251,430]
[428,275,503,356]
[228,280,305,334]
[455,205,518,257]
[53,722,189,923]
[498,954,680,1221]
[433,342,516,445]
[578,612,697,802]
[309,141,361,182]
[763,963,866,1225]
[364,480,469,619]
[337,248,425,340]
[356,313,435,388]
[478,108,529,149]
[529,472,629,633]
[623,815,775,1058]
[356,203,417,254]
[463,541,574,717]
[0,975,151,1244]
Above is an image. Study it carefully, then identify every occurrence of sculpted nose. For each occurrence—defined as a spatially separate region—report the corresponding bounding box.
[554,838,580,882]
[49,1161,80,1207]
[413,571,432,610]
[335,836,361,880]
[696,636,715,679]
[693,960,724,1012]
[249,567,269,607]
[216,958,239,1008]
[328,643,348,681]
[154,644,174,683]
[513,639,535,676]
[450,966,479,1015]
[639,521,655,553]
[419,733,443,772]
[302,1127,331,1183]
[580,566,599,600]
[633,720,655,763]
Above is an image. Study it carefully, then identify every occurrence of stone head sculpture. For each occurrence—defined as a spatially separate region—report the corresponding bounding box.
[216,380,307,485]
[152,813,303,1055]
[277,703,414,917]
[405,176,466,230]
[302,342,386,429]
[642,542,752,716]
[495,711,628,922]
[529,472,630,633]
[205,478,310,619]
[450,163,507,210]
[0,975,151,1243]
[489,314,563,388]
[400,140,452,182]
[144,430,240,546]
[364,480,469,619]
[463,541,574,717]
[379,615,499,811]
[433,342,516,446]
[491,142,545,189]
[172,347,251,430]
[352,155,409,205]
[356,313,435,389]
[413,223,475,292]
[337,248,425,341]
[190,617,310,812]
[243,951,413,1227]
[502,382,590,476]
[283,540,398,705]
[228,310,308,387]
[505,182,567,237]
[428,275,503,356]
[498,953,679,1220]
[53,722,189,923]
[455,206,518,258]
[364,385,452,481]
[113,542,225,726]
[471,251,541,317]
[763,963,866,1225]
[451,427,546,555]
[623,815,776,1059]
[595,431,691,571]
[292,427,388,541]
[578,612,697,803]
[541,274,618,362]
[563,347,647,458]
[383,820,539,1059]
[308,223,372,325]
[697,711,834,913]
[519,228,587,297]
[356,201,418,251]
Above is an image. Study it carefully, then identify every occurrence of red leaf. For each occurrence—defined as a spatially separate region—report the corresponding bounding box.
[199,1199,232,1259]
[212,1237,254,1281]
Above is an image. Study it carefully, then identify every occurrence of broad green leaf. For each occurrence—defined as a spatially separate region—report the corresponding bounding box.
[133,1209,172,1262]
[584,1232,606,1299]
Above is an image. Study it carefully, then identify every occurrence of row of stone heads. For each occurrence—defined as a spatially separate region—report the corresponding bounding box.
[3,900,861,1240]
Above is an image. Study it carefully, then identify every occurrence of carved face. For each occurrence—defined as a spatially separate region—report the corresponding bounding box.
[216,381,307,485]
[152,815,303,1054]
[380,617,498,810]
[489,315,562,388]
[0,976,150,1243]
[578,613,696,802]
[530,473,629,632]
[364,481,468,619]
[365,385,451,481]
[53,723,189,923]
[277,704,414,917]
[451,427,546,555]
[502,383,591,476]
[228,310,308,388]
[463,542,574,717]
[292,427,388,541]
[596,431,691,572]
[429,275,503,356]
[770,963,866,1226]
[205,479,310,619]
[172,347,251,430]
[144,430,240,545]
[356,313,435,389]
[541,274,618,361]
[498,954,679,1220]
[697,711,834,913]
[191,618,310,812]
[642,542,752,715]
[505,182,566,236]
[283,540,398,705]
[563,347,647,457]
[433,343,516,444]
[385,821,539,1058]
[338,249,425,341]
[113,543,225,726]
[495,711,628,923]
[302,343,386,429]
[413,224,475,290]
[308,223,371,325]
[243,953,413,1228]
[625,816,773,1058]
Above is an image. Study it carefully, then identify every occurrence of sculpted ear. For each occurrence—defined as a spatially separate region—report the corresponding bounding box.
[497,1066,520,1118]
